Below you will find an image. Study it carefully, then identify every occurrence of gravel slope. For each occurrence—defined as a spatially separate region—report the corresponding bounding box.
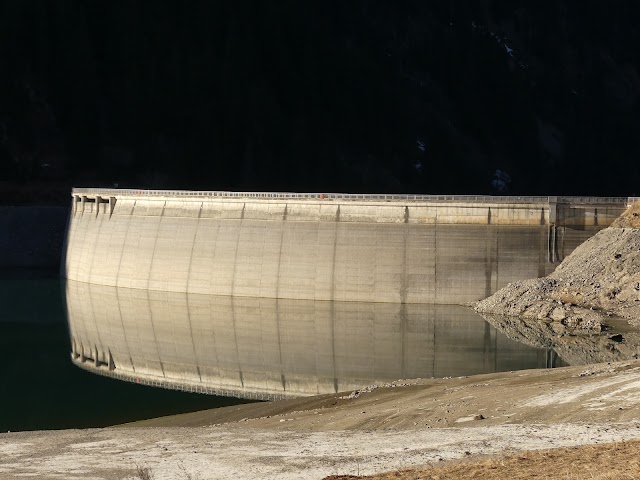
[475,202,640,331]
[4,361,640,479]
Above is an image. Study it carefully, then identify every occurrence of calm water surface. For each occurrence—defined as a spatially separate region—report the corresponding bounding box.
[0,270,248,432]
[1,270,564,432]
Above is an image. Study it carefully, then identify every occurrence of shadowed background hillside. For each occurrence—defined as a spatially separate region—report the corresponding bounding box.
[1,0,639,203]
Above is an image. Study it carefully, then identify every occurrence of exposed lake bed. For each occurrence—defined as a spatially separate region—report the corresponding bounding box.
[3,361,640,479]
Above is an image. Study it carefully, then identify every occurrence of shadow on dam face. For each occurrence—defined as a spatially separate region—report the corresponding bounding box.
[65,280,564,400]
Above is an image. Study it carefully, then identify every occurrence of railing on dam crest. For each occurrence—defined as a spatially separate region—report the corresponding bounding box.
[71,188,629,205]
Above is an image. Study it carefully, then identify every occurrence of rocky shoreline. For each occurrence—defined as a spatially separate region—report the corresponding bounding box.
[475,201,640,332]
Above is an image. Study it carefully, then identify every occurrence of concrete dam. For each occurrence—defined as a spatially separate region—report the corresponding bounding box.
[62,188,630,304]
[62,188,631,397]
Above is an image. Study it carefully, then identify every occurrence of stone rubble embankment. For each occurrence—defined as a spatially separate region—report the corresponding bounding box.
[476,201,640,330]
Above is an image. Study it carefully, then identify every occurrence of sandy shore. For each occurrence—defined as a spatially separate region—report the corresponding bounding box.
[3,361,640,479]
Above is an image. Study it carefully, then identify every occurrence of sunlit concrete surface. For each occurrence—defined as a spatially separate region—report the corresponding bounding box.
[61,189,628,304]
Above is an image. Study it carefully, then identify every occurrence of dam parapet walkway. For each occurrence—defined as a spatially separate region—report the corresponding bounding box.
[70,188,630,227]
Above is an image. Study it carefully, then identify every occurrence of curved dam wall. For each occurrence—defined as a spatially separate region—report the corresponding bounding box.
[62,189,629,304]
[66,280,554,400]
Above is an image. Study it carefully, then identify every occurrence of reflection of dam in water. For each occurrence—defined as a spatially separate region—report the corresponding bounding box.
[66,280,561,400]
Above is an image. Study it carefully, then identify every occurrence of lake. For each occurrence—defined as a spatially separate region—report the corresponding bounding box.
[1,270,564,432]
[0,270,247,432]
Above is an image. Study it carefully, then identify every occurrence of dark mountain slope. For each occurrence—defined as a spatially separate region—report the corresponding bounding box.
[1,1,639,202]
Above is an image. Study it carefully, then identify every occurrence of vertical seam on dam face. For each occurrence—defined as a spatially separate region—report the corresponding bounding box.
[548,225,554,263]
[87,204,109,283]
[274,205,288,300]
[434,209,439,303]
[400,206,409,304]
[484,225,492,299]
[146,201,166,291]
[185,202,203,292]
[207,222,221,294]
[230,203,246,298]
[115,200,135,288]
[538,227,546,278]
[495,233,500,289]
[330,205,339,392]
[330,205,340,303]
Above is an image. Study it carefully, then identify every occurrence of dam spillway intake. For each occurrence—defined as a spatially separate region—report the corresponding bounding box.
[62,188,630,304]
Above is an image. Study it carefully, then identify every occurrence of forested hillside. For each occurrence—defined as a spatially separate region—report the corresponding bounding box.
[1,1,639,203]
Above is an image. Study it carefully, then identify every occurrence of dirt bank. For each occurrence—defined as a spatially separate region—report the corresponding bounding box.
[325,440,640,479]
[475,201,640,332]
[3,361,640,479]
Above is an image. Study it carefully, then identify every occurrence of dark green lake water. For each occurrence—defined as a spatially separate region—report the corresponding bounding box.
[0,270,248,432]
[2,270,564,432]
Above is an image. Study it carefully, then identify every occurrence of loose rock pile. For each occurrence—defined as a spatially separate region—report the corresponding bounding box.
[475,202,640,331]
